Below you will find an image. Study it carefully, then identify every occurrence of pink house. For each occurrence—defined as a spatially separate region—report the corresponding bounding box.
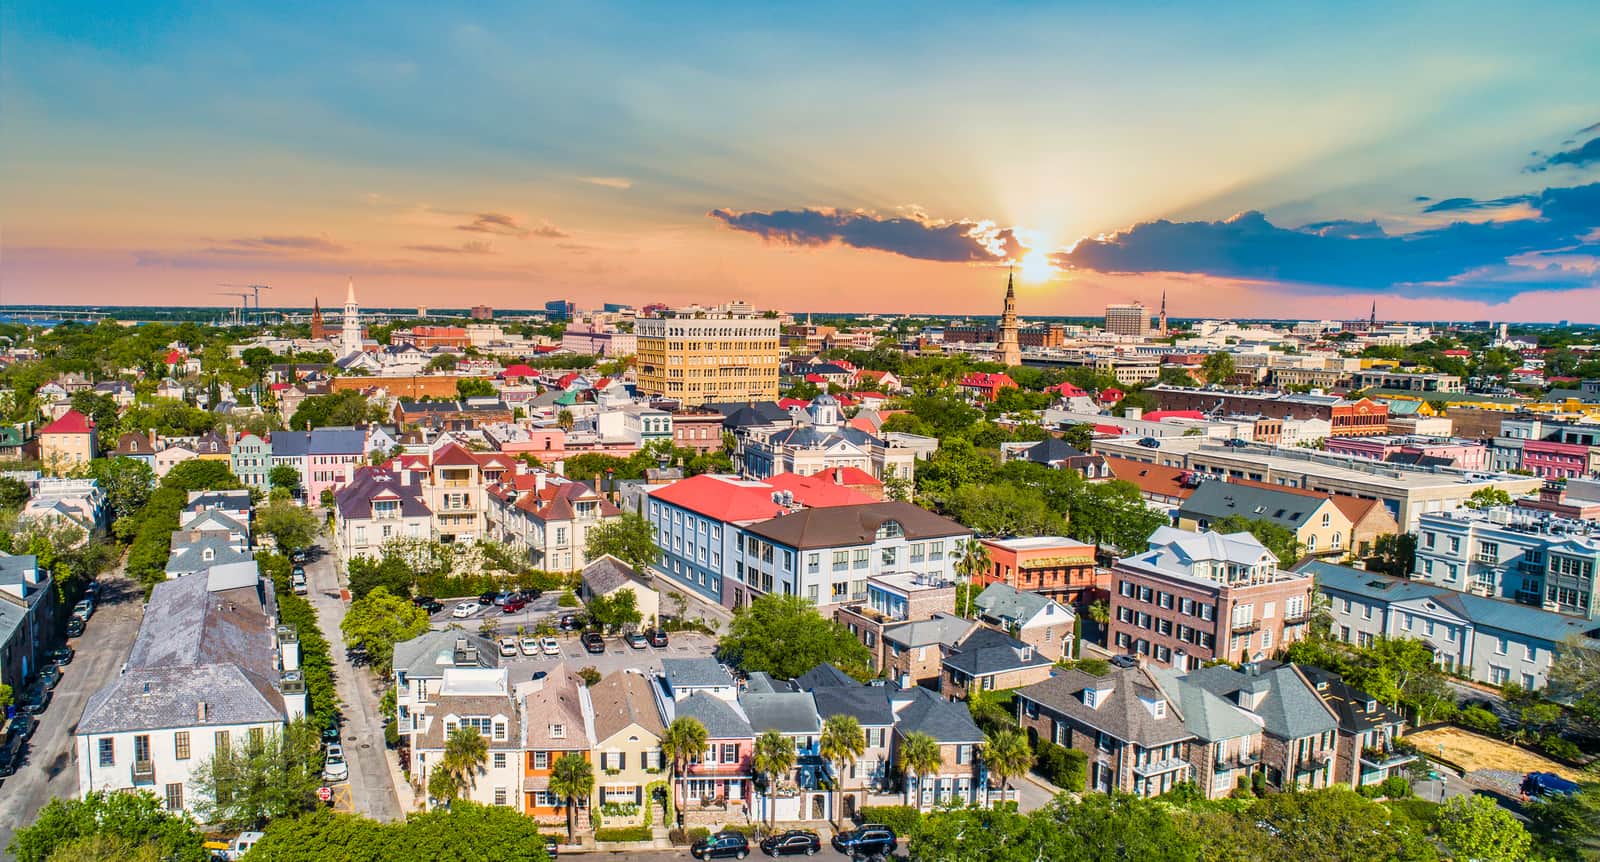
[1523,439,1590,479]
[1324,436,1491,471]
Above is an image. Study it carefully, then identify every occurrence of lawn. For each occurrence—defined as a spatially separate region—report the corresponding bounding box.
[1404,726,1587,783]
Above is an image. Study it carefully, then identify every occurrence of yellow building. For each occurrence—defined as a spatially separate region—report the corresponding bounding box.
[635,312,780,406]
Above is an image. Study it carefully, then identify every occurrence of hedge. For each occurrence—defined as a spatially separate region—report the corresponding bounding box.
[260,552,340,728]
[1033,740,1086,792]
[594,826,652,842]
[857,805,921,836]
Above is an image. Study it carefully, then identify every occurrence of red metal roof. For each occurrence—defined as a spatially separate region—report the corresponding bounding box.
[502,364,537,378]
[960,372,1017,389]
[40,409,94,435]
[650,475,795,522]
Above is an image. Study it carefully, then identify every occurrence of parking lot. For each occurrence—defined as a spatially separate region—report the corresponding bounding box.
[425,590,562,634]
[486,627,718,681]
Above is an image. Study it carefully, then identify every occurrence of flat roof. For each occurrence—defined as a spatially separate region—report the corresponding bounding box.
[982,536,1095,551]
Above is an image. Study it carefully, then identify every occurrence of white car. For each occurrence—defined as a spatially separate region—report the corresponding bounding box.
[520,637,541,656]
[540,636,562,656]
[450,601,478,619]
[322,744,349,782]
[499,637,518,657]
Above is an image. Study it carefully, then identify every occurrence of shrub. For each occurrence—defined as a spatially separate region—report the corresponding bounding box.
[1538,733,1583,763]
[558,589,581,608]
[594,826,652,842]
[667,828,688,846]
[1032,741,1086,792]
[688,826,710,844]
[1251,771,1267,796]
[1378,775,1412,799]
[1455,705,1501,735]
[578,667,602,686]
[857,805,921,836]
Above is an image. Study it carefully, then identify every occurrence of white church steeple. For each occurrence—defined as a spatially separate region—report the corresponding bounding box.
[340,278,362,357]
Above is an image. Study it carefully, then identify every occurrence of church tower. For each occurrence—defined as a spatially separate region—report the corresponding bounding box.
[1158,290,1169,335]
[309,298,325,341]
[997,269,1022,367]
[340,278,362,357]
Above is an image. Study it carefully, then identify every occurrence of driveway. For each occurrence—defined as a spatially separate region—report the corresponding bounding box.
[304,540,403,822]
[0,565,143,854]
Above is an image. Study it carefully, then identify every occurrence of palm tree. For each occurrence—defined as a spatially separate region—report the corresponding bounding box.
[956,541,991,613]
[819,714,866,829]
[549,753,595,842]
[982,729,1032,807]
[753,730,797,831]
[660,716,708,824]
[557,409,575,431]
[898,732,942,811]
[435,726,488,803]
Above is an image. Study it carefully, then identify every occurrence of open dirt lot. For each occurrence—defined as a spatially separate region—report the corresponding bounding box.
[1404,726,1588,783]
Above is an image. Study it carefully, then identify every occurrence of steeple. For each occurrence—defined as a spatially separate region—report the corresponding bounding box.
[309,297,326,341]
[1159,290,1169,335]
[340,278,362,358]
[1370,300,1377,329]
[997,266,1021,367]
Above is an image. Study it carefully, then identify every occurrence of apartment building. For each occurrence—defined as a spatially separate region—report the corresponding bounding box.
[0,555,56,698]
[1109,527,1314,670]
[1104,303,1151,337]
[1414,507,1600,619]
[1309,561,1600,690]
[1351,370,1464,393]
[412,667,523,810]
[333,467,432,563]
[488,473,624,572]
[634,312,781,406]
[1144,385,1388,437]
[420,443,517,544]
[76,562,305,814]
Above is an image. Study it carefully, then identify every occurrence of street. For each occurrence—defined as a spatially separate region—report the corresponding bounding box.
[0,565,143,854]
[303,538,404,822]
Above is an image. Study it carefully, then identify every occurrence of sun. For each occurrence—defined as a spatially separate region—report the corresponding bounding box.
[1016,249,1055,282]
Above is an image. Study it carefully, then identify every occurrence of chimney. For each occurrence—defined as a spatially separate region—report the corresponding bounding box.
[197,700,209,722]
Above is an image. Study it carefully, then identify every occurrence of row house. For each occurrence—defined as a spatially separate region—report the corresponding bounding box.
[800,664,896,812]
[231,433,273,493]
[834,572,961,681]
[890,686,991,809]
[939,626,1055,700]
[522,666,596,824]
[0,555,57,698]
[270,427,367,504]
[487,472,623,572]
[415,443,517,544]
[976,536,1105,610]
[333,467,432,563]
[656,659,753,824]
[586,671,667,827]
[392,632,500,788]
[740,676,830,823]
[1413,506,1600,619]
[413,666,524,810]
[1185,663,1340,790]
[1299,666,1414,790]
[1110,527,1314,670]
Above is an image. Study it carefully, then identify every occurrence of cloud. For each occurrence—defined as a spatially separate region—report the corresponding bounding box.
[220,235,345,254]
[403,241,495,255]
[1052,182,1600,299]
[456,212,529,236]
[708,207,1020,263]
[530,222,569,238]
[580,176,633,190]
[1421,195,1534,213]
[1533,135,1600,171]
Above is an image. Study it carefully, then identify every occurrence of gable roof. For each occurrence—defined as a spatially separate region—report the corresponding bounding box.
[1180,480,1336,531]
[662,657,734,690]
[1022,438,1088,464]
[740,691,821,735]
[589,671,665,741]
[1104,456,1198,501]
[973,583,1067,626]
[392,630,500,680]
[1147,667,1261,743]
[582,555,650,596]
[882,613,975,649]
[1183,664,1338,740]
[890,686,984,744]
[811,684,895,727]
[943,627,1053,677]
[1016,665,1194,747]
[40,409,94,435]
[674,690,753,739]
[1298,665,1404,734]
[794,662,859,690]
[523,664,593,749]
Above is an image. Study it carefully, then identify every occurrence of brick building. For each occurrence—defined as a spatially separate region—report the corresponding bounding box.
[976,536,1104,609]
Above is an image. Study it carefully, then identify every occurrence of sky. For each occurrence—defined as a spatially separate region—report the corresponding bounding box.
[2,1,1599,321]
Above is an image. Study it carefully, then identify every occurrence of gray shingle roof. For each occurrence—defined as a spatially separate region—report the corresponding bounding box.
[392,630,500,680]
[1179,480,1329,531]
[740,691,822,735]
[675,691,753,739]
[795,663,858,690]
[1016,665,1195,747]
[79,663,284,734]
[812,685,894,727]
[744,501,968,550]
[582,555,648,596]
[662,657,734,690]
[1183,664,1338,741]
[973,583,1067,627]
[882,614,974,649]
[165,536,254,575]
[943,627,1052,678]
[890,687,983,744]
[1148,667,1260,743]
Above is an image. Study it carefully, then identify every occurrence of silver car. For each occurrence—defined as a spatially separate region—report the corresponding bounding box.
[322,744,349,782]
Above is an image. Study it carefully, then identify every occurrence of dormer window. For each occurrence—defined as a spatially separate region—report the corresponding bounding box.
[550,724,566,739]
[202,549,215,561]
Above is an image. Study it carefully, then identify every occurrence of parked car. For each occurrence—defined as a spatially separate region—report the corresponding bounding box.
[8,714,36,742]
[499,637,519,657]
[65,617,85,638]
[322,744,349,782]
[1109,654,1139,669]
[502,596,528,613]
[19,685,50,715]
[0,738,22,778]
[45,647,73,666]
[544,836,559,858]
[540,636,562,656]
[647,629,668,648]
[412,595,443,614]
[321,714,342,745]
[84,581,100,599]
[291,566,306,578]
[691,830,750,860]
[1136,437,1161,449]
[760,829,820,857]
[832,825,896,858]
[557,614,577,631]
[1523,771,1581,799]
[581,632,606,654]
[291,550,308,564]
[71,599,93,621]
[451,601,479,619]
[39,665,62,690]
[479,591,499,606]
[520,637,541,656]
[625,632,648,650]
[292,574,308,595]
[492,591,515,607]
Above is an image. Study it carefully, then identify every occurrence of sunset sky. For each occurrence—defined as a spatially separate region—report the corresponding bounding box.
[3,1,1599,320]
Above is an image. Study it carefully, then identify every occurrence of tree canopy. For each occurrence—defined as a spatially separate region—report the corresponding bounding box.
[583,513,659,573]
[340,587,431,675]
[717,593,871,680]
[190,721,324,831]
[9,791,207,862]
[244,804,553,862]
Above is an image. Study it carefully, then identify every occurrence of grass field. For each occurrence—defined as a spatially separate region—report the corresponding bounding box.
[1405,726,1587,782]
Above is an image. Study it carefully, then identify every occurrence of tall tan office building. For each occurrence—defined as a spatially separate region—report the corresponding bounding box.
[1104,303,1151,337]
[635,311,781,405]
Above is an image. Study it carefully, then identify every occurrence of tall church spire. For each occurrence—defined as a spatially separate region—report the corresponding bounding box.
[1159,290,1169,334]
[997,267,1021,367]
[340,278,362,358]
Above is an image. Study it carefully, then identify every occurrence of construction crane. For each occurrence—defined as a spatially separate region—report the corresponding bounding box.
[218,283,272,324]
[213,291,251,326]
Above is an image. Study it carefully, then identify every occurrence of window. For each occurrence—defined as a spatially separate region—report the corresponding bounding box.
[174,732,190,760]
[98,738,115,767]
[832,551,849,572]
[721,743,738,763]
[807,553,820,574]
[215,731,230,752]
[494,787,509,806]
[956,744,972,765]
[550,723,566,739]
[164,783,184,811]
[493,753,507,769]
[533,751,550,769]
[249,727,265,747]
[1496,637,1509,655]
[853,549,869,569]
[1490,665,1510,685]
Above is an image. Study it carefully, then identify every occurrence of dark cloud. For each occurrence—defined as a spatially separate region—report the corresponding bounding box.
[1533,135,1600,171]
[530,223,569,239]
[456,213,529,236]
[404,241,494,255]
[222,235,345,253]
[1413,195,1432,202]
[1421,195,1534,213]
[708,207,1014,263]
[1052,182,1600,299]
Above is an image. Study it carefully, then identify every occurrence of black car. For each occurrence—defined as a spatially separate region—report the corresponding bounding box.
[65,617,85,638]
[478,591,499,606]
[760,829,820,856]
[291,550,308,564]
[832,825,896,858]
[1136,437,1161,449]
[39,665,61,690]
[0,738,21,778]
[46,647,73,666]
[557,614,577,631]
[647,629,668,648]
[691,830,749,860]
[321,714,342,745]
[412,596,443,614]
[8,714,36,742]
[19,686,50,715]
[581,632,606,654]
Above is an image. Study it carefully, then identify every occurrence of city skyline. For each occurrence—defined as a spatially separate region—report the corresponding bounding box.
[3,1,1599,320]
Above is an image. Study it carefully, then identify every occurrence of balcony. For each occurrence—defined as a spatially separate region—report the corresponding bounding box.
[1214,750,1259,771]
[1230,619,1260,634]
[1133,757,1190,778]
[1282,612,1311,626]
[1360,747,1417,770]
[132,759,156,785]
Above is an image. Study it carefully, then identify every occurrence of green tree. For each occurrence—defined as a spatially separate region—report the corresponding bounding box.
[556,409,575,431]
[347,553,414,600]
[44,834,166,862]
[1527,783,1600,862]
[1367,533,1417,578]
[429,726,490,804]
[583,513,660,573]
[269,464,303,495]
[898,731,943,810]
[660,716,708,823]
[944,482,1067,537]
[1466,487,1514,509]
[754,729,797,830]
[1061,423,1095,451]
[160,457,242,493]
[340,587,430,676]
[190,721,325,832]
[718,594,872,680]
[548,753,594,842]
[0,476,29,510]
[290,390,381,430]
[1249,787,1437,862]
[819,714,865,829]
[1549,634,1600,721]
[9,791,207,862]
[585,588,643,634]
[244,803,553,861]
[1435,794,1532,862]
[85,457,155,525]
[1201,351,1237,385]
[456,378,496,398]
[425,353,459,372]
[1211,514,1303,567]
[255,499,321,551]
[982,728,1033,805]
